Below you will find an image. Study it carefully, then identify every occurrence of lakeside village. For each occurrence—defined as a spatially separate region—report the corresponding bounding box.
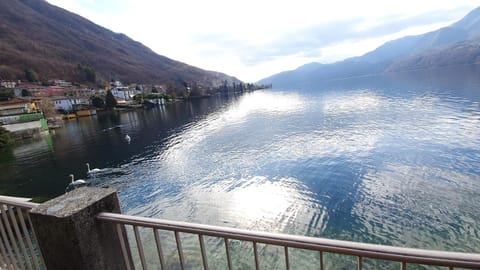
[0,79,270,146]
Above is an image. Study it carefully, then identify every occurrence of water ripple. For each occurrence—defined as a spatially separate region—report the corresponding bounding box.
[115,89,480,255]
[3,87,480,256]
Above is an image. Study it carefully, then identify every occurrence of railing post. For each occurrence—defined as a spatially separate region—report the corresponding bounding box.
[29,187,129,270]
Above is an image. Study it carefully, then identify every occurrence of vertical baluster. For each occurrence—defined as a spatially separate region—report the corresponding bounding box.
[253,241,260,270]
[153,229,165,270]
[358,256,362,270]
[0,204,21,269]
[224,238,232,270]
[4,206,24,270]
[400,261,406,270]
[0,238,6,269]
[25,213,45,268]
[116,224,132,270]
[16,208,41,270]
[7,206,32,270]
[448,267,453,270]
[133,225,148,270]
[175,231,185,270]
[284,246,290,270]
[319,251,324,270]
[198,235,209,270]
[0,230,13,270]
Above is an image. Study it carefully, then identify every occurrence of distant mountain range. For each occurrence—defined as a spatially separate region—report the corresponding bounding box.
[0,0,240,89]
[259,7,480,89]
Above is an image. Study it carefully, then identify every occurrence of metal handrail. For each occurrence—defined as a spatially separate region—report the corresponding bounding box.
[0,196,39,210]
[0,196,44,270]
[97,212,480,269]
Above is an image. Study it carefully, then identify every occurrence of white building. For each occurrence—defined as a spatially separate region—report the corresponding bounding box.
[52,80,72,87]
[111,81,123,87]
[1,81,17,88]
[53,97,89,112]
[111,87,139,101]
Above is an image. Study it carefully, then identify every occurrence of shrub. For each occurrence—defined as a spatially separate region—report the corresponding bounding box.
[90,95,105,108]
[0,89,14,101]
[105,90,117,109]
[0,127,14,148]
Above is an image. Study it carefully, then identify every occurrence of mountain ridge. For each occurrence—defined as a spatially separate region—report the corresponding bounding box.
[0,0,240,90]
[259,6,480,88]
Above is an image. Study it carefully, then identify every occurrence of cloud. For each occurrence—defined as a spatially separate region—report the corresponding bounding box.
[193,7,471,68]
[46,0,478,81]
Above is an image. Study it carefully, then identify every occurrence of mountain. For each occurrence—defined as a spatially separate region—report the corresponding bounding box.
[0,0,240,89]
[387,38,480,71]
[259,7,480,88]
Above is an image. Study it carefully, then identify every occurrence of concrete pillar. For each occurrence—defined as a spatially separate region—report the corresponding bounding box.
[30,187,129,270]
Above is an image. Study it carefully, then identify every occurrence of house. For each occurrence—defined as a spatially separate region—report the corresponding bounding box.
[52,80,72,87]
[13,84,47,97]
[111,81,123,88]
[152,84,167,94]
[111,87,139,101]
[0,99,44,137]
[68,88,97,97]
[0,99,36,116]
[43,87,67,97]
[53,97,89,113]
[1,81,17,89]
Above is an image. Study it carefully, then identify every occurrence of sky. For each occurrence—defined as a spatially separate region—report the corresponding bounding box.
[45,0,478,82]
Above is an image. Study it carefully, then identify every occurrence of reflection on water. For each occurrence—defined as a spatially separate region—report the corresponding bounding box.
[108,88,480,254]
[323,91,383,115]
[355,163,480,251]
[1,74,480,267]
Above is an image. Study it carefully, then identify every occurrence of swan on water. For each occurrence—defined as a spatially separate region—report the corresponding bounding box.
[66,174,87,192]
[69,174,86,185]
[86,163,101,174]
[125,134,131,143]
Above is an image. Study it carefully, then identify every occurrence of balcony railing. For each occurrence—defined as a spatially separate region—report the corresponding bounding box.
[0,196,45,270]
[2,188,480,270]
[97,212,480,270]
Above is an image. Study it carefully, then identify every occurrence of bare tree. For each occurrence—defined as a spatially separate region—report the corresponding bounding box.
[40,98,58,119]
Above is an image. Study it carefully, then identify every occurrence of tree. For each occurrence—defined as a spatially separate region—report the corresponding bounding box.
[223,80,228,92]
[133,94,143,102]
[105,90,117,109]
[90,96,105,108]
[0,89,13,101]
[77,64,96,83]
[84,67,96,83]
[40,99,58,118]
[21,89,32,97]
[24,68,38,82]
[0,127,14,148]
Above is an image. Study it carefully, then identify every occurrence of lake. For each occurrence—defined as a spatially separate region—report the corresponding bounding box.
[1,72,480,268]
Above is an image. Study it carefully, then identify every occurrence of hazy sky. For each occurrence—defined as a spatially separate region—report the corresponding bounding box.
[46,0,477,82]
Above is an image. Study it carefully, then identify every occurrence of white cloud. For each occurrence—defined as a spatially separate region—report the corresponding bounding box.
[46,0,478,81]
[318,21,457,63]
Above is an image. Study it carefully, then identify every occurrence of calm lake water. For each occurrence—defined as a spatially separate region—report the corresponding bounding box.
[1,72,480,268]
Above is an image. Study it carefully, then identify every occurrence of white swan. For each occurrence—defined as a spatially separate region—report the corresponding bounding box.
[125,134,131,143]
[65,174,87,192]
[69,174,86,185]
[86,163,101,174]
